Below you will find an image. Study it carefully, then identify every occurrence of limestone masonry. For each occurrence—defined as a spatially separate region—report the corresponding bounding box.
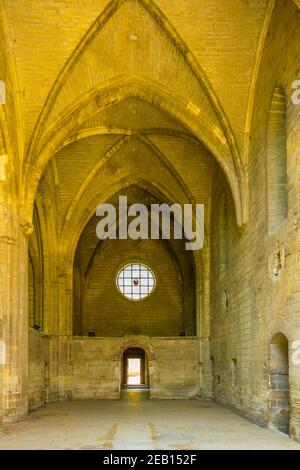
[1,0,300,448]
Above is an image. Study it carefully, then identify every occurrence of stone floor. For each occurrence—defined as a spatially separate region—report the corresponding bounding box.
[0,390,299,450]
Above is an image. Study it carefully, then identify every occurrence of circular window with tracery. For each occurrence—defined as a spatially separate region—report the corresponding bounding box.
[116,263,156,301]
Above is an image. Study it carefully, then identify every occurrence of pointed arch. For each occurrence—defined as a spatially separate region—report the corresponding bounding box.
[27,0,240,165]
[64,173,195,269]
[23,76,246,228]
[22,0,247,228]
[63,132,197,228]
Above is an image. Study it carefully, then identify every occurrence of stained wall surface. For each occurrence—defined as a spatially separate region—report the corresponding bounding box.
[1,0,300,445]
[71,337,200,399]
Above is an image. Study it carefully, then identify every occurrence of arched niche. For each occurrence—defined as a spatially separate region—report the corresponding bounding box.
[269,332,290,434]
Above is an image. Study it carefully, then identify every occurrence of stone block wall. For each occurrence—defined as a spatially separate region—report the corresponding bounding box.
[71,337,199,400]
[210,1,300,440]
[82,238,184,337]
[151,337,200,399]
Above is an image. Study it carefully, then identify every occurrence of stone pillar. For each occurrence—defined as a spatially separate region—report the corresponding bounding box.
[0,217,31,422]
[57,271,73,401]
[199,246,213,399]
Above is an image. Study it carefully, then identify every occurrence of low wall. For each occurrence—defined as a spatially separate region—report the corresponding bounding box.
[71,336,200,399]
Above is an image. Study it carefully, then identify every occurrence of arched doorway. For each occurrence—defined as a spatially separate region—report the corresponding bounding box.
[269,333,290,434]
[114,337,158,398]
[122,347,149,389]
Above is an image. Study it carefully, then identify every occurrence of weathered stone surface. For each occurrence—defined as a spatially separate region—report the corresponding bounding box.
[0,0,300,446]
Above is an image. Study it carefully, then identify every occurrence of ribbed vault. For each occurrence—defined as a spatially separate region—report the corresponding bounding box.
[19,0,251,227]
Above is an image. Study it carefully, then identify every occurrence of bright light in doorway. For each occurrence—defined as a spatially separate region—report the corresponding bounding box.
[127,358,141,385]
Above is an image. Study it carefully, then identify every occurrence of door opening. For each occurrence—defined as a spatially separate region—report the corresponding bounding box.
[127,358,141,385]
[122,347,148,389]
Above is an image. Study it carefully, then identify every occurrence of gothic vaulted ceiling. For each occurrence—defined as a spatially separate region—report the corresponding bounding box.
[3,0,268,151]
[4,0,297,236]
